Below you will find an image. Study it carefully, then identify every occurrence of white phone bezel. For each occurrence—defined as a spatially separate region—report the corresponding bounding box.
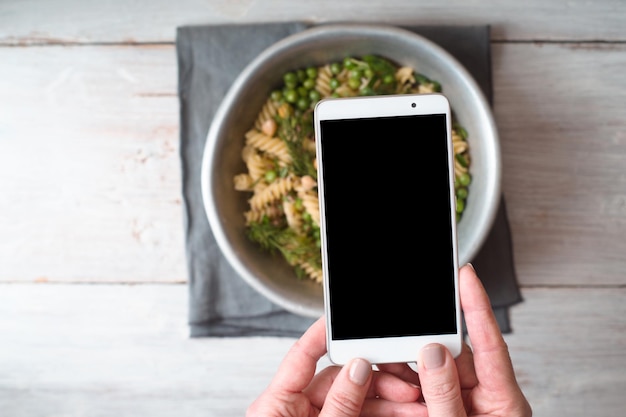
[313,93,462,365]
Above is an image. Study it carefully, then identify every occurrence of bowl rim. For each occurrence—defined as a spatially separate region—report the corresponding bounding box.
[201,23,502,317]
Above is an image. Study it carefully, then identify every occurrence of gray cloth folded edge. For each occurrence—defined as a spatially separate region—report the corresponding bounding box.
[177,22,523,338]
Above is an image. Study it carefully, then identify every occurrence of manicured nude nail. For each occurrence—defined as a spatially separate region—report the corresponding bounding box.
[349,358,371,385]
[466,262,476,272]
[421,344,445,369]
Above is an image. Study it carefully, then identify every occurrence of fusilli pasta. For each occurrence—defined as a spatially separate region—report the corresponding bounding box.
[233,54,472,284]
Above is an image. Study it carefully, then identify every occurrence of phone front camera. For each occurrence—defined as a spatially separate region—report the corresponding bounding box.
[411,102,416,108]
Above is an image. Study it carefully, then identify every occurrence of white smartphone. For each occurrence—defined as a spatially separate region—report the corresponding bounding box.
[313,93,462,365]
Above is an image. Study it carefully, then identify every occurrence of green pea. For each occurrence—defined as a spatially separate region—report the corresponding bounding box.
[309,90,321,102]
[330,62,342,75]
[456,198,465,214]
[306,67,318,79]
[359,86,375,96]
[303,78,316,90]
[383,74,395,84]
[456,187,468,200]
[285,80,297,90]
[331,92,340,98]
[297,97,310,110]
[264,170,277,183]
[284,89,298,103]
[458,173,472,186]
[348,78,361,90]
[284,72,297,85]
[329,78,340,90]
[296,69,306,81]
[364,68,374,79]
[270,90,283,101]
[297,86,308,97]
[343,57,356,69]
[349,69,362,79]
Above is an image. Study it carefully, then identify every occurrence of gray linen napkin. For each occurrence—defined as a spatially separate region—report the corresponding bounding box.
[176,23,523,338]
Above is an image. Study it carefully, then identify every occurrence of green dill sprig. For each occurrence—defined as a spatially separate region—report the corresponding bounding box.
[276,112,317,179]
[247,218,321,270]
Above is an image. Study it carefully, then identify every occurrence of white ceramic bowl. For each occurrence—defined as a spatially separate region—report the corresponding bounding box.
[201,23,501,317]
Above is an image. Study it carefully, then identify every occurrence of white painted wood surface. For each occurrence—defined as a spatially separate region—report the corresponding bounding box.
[492,42,626,286]
[1,0,625,43]
[0,45,185,283]
[1,284,625,417]
[1,1,626,416]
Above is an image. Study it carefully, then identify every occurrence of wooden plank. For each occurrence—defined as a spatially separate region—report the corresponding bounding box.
[0,45,186,283]
[505,287,626,417]
[1,0,625,44]
[493,42,626,286]
[0,284,624,417]
[0,283,289,417]
[2,43,626,286]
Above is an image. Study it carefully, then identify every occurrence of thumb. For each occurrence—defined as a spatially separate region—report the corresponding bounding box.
[320,358,372,416]
[417,344,467,417]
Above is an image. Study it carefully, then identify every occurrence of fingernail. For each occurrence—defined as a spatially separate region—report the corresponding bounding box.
[349,358,371,385]
[421,344,445,369]
[466,262,476,272]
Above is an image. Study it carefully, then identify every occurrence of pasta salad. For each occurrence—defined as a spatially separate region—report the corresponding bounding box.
[233,55,471,284]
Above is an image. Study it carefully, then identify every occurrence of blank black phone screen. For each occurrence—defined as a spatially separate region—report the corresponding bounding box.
[318,114,458,340]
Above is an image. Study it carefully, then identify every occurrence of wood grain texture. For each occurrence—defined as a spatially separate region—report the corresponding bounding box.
[2,42,625,286]
[2,2,626,416]
[1,0,625,44]
[505,287,626,417]
[0,284,624,417]
[0,45,186,283]
[493,42,626,286]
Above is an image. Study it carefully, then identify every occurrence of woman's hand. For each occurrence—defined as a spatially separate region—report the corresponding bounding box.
[248,263,532,417]
[246,316,421,417]
[413,264,532,417]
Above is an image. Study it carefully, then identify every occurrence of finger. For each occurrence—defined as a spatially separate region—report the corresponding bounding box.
[302,365,341,407]
[417,343,467,417]
[454,342,478,389]
[375,362,421,386]
[269,316,327,393]
[319,358,372,416]
[360,397,429,417]
[306,363,421,409]
[459,264,518,389]
[371,370,421,402]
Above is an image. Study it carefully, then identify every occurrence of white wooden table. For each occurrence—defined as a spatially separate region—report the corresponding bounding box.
[1,2,626,416]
